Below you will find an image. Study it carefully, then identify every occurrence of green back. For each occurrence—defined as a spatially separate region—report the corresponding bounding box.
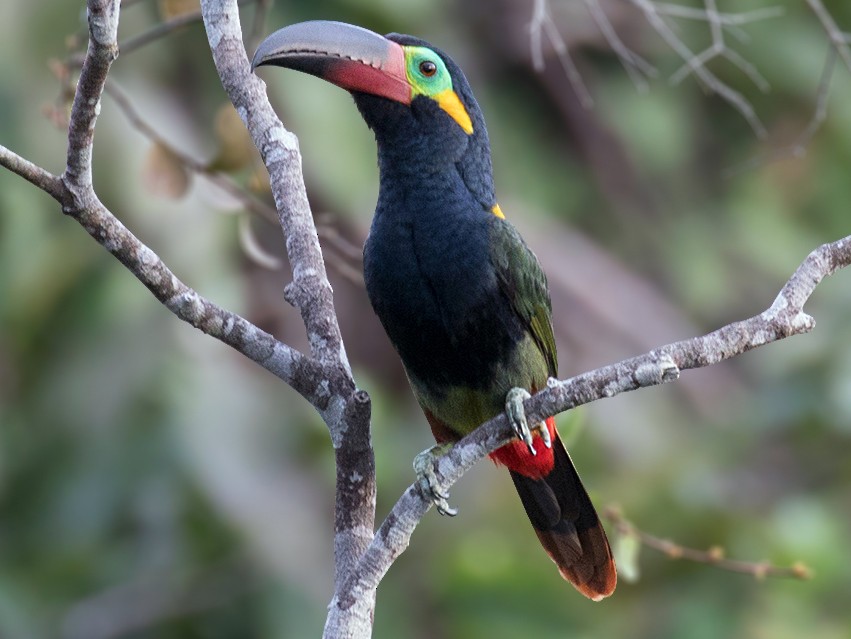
[405,215,558,436]
[488,217,558,380]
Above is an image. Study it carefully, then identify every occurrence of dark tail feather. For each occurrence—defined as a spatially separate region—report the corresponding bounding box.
[509,436,616,600]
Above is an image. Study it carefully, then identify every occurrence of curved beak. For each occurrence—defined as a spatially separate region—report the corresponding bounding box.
[251,21,411,105]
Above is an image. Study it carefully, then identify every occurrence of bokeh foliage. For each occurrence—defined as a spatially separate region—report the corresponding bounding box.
[1,1,851,637]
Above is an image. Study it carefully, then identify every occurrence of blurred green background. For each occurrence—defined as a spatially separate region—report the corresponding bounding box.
[2,0,851,637]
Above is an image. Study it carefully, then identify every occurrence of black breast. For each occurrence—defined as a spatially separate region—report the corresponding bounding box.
[363,175,524,391]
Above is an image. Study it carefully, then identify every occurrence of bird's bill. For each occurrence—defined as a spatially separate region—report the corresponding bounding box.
[252,21,412,105]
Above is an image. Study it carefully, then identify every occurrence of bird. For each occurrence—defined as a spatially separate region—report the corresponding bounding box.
[252,20,616,601]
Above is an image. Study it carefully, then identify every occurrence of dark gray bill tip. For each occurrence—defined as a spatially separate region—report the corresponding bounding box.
[251,20,392,73]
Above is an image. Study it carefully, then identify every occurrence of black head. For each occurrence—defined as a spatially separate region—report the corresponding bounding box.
[253,21,495,206]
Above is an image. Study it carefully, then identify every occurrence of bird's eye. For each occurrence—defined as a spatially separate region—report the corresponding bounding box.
[419,60,437,77]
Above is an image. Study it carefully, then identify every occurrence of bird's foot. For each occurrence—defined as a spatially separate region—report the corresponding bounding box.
[413,443,458,517]
[505,387,552,455]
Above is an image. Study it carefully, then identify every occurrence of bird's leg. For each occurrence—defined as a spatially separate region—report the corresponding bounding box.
[505,387,552,455]
[413,443,458,516]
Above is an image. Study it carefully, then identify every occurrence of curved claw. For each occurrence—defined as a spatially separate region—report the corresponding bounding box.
[413,444,458,517]
[506,387,535,455]
[505,387,552,454]
[539,419,552,449]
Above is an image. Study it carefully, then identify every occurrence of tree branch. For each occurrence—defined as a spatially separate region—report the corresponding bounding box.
[1,3,328,408]
[199,3,377,637]
[333,234,851,609]
[0,143,64,198]
[7,4,378,632]
[8,1,377,635]
[200,1,349,372]
[63,0,119,192]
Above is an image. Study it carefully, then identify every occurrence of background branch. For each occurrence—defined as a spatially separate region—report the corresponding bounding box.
[101,80,364,282]
[806,0,851,73]
[603,507,813,581]
[70,0,258,66]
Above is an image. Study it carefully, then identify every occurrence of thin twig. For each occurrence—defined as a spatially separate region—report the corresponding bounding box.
[652,3,784,26]
[104,80,278,223]
[248,0,272,51]
[68,0,257,66]
[583,0,657,92]
[723,45,838,177]
[316,221,365,263]
[104,80,366,279]
[529,0,546,72]
[793,45,837,153]
[535,0,771,135]
[317,225,366,286]
[123,0,257,56]
[805,0,851,74]
[667,0,769,93]
[0,143,65,199]
[604,507,813,580]
[529,0,594,108]
[629,0,766,136]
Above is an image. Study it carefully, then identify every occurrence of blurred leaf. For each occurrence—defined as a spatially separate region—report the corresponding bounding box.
[613,530,641,584]
[157,0,199,20]
[142,142,191,198]
[206,103,255,173]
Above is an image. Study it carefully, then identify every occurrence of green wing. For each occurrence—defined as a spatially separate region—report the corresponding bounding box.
[488,216,558,379]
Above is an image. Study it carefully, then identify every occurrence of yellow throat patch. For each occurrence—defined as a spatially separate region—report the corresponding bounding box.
[435,89,474,135]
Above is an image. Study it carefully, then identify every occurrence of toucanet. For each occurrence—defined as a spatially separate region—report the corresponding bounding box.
[253,20,617,600]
